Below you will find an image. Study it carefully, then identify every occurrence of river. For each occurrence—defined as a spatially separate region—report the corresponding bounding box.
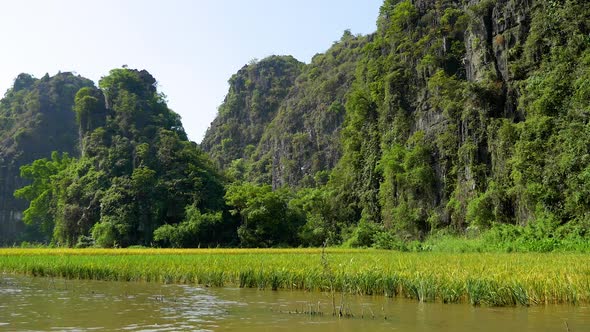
[0,275,588,331]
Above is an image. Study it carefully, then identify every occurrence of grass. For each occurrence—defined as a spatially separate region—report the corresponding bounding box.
[0,248,589,306]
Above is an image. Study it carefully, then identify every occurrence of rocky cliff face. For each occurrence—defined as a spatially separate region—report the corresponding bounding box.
[0,73,93,244]
[332,0,590,236]
[201,0,589,238]
[253,33,368,188]
[201,56,304,170]
[203,1,539,193]
[4,0,585,244]
[464,0,533,116]
[202,0,590,237]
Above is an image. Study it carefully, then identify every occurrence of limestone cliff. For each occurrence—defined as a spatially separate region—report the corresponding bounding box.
[203,0,590,237]
[201,56,304,170]
[0,73,93,243]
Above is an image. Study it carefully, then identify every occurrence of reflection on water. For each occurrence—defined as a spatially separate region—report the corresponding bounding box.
[0,274,588,331]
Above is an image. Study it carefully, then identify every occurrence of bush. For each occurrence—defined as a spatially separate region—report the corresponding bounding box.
[153,224,181,248]
[75,235,95,248]
[91,222,118,248]
[297,215,329,247]
[372,231,409,250]
[342,220,381,248]
[153,207,226,248]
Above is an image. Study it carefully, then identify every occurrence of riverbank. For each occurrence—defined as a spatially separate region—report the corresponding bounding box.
[0,248,588,306]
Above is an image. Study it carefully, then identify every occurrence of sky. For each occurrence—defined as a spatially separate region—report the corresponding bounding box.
[0,0,382,142]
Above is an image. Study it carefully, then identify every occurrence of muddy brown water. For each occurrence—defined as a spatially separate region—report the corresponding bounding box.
[0,275,588,331]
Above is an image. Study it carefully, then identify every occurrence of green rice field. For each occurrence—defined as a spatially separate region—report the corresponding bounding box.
[0,248,588,306]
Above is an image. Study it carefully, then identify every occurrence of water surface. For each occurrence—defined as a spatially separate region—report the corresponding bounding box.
[0,275,587,331]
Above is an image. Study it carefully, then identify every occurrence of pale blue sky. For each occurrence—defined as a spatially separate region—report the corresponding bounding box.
[0,0,382,142]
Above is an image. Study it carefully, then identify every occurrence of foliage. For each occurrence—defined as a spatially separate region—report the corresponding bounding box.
[201,56,304,170]
[201,0,590,249]
[224,183,304,247]
[153,206,229,248]
[14,68,228,247]
[250,33,369,187]
[0,72,94,244]
[7,0,590,250]
[13,152,73,240]
[324,0,590,246]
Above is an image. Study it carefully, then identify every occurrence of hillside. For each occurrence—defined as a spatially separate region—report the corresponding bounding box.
[4,0,590,249]
[203,0,590,248]
[201,56,304,171]
[252,32,369,188]
[0,73,94,244]
[202,33,368,188]
[330,0,590,240]
[13,69,230,247]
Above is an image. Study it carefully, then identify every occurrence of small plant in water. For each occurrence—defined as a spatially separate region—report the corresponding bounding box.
[321,240,337,316]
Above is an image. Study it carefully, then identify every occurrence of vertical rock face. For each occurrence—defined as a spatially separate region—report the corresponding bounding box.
[333,0,590,235]
[199,0,590,237]
[201,56,304,170]
[0,165,24,243]
[254,33,368,188]
[202,34,368,188]
[490,0,532,82]
[464,0,534,119]
[0,73,94,244]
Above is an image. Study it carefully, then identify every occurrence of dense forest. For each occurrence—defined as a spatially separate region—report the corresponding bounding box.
[2,0,590,249]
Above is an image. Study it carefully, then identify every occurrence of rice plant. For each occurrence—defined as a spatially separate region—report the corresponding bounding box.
[0,248,588,306]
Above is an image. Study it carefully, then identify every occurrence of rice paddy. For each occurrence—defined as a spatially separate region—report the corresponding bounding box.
[0,248,588,306]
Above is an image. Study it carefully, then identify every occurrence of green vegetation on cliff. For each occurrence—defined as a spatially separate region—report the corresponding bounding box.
[6,0,590,250]
[251,32,368,188]
[328,0,590,246]
[201,56,304,170]
[204,0,590,249]
[0,73,94,244]
[16,69,231,247]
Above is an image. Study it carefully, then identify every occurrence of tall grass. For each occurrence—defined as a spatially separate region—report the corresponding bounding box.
[0,248,588,306]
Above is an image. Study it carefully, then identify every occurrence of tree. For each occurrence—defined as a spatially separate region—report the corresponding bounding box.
[225,183,304,247]
[14,152,73,241]
[153,206,227,248]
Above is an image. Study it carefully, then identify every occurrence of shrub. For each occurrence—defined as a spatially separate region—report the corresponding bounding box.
[91,222,118,248]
